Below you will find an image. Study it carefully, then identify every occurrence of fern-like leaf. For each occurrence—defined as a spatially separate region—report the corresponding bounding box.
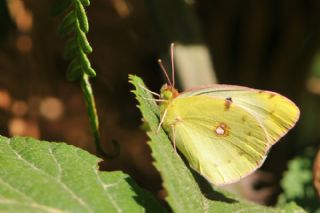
[54,0,117,158]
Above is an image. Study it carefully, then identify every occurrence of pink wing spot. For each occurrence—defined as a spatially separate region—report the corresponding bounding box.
[216,126,225,135]
[214,123,229,137]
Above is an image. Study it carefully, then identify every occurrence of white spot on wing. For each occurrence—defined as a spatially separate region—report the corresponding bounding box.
[216,126,225,135]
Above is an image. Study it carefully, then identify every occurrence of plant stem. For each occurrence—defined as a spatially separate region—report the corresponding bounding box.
[80,74,118,159]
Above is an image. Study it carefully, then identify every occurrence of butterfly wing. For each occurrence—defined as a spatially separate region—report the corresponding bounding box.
[178,85,300,146]
[162,88,299,185]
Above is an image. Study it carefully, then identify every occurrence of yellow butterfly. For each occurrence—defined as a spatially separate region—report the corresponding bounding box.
[152,44,300,186]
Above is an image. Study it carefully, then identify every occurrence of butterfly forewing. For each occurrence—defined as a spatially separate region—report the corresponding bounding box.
[179,85,300,145]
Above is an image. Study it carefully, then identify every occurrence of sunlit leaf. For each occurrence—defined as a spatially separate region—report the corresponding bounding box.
[0,135,164,213]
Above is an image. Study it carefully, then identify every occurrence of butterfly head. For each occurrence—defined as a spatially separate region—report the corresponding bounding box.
[160,84,179,101]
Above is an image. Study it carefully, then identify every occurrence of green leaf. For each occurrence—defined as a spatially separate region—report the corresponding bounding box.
[129,75,306,213]
[80,0,90,7]
[51,0,73,16]
[64,33,93,61]
[75,0,89,33]
[82,66,96,77]
[79,51,96,77]
[66,57,82,81]
[0,135,165,213]
[281,157,312,200]
[57,10,76,37]
[64,37,78,60]
[76,27,93,54]
[278,202,308,212]
[279,151,320,213]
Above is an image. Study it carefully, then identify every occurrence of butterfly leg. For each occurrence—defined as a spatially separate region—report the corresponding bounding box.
[141,97,166,102]
[171,124,177,153]
[157,107,168,133]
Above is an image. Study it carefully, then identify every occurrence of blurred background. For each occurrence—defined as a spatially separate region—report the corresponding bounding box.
[0,0,320,211]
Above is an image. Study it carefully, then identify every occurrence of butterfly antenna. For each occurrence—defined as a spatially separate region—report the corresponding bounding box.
[158,59,172,86]
[170,43,175,87]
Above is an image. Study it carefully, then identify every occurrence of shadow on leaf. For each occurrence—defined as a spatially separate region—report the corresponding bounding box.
[182,154,238,203]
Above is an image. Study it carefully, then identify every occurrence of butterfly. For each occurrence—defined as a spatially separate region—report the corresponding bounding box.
[150,43,300,186]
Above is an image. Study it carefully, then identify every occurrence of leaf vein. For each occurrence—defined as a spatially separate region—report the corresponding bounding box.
[5,138,93,213]
[0,198,69,213]
[74,149,122,212]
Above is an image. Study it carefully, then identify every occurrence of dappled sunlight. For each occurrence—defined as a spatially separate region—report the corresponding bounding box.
[0,89,11,110]
[8,117,39,138]
[11,100,28,116]
[16,35,32,53]
[7,0,33,32]
[40,97,64,121]
[111,0,130,18]
[8,117,26,135]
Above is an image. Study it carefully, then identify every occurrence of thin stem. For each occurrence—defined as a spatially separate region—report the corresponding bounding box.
[80,74,119,159]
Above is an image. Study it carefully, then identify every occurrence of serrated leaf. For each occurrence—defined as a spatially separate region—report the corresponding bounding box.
[0,135,165,213]
[75,0,89,33]
[129,75,306,213]
[57,10,76,37]
[51,0,73,16]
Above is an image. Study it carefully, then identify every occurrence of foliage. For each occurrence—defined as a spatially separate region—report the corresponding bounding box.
[0,135,164,213]
[279,149,320,213]
[129,74,305,213]
[0,75,306,212]
[53,0,118,158]
[53,0,94,80]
